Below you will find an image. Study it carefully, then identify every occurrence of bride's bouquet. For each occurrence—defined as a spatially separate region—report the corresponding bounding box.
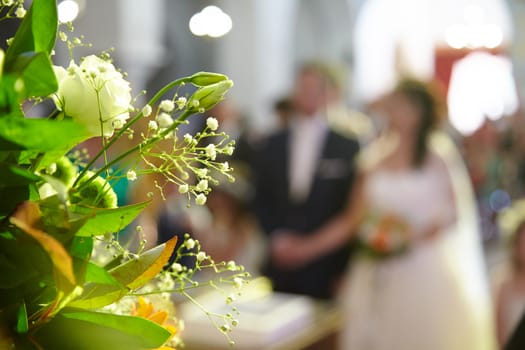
[358,212,411,259]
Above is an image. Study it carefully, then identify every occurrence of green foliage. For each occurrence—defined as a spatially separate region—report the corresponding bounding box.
[33,309,171,350]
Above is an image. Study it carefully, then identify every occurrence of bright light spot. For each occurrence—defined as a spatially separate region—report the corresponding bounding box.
[58,0,79,23]
[483,24,503,48]
[445,24,468,49]
[448,52,518,135]
[189,6,232,38]
[189,12,207,36]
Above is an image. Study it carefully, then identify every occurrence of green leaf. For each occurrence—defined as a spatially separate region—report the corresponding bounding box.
[69,236,93,260]
[0,163,40,188]
[16,303,28,334]
[68,237,177,309]
[66,284,127,309]
[0,235,49,289]
[0,117,91,152]
[8,52,57,98]
[4,0,57,66]
[84,262,120,286]
[0,185,29,217]
[9,202,76,293]
[0,75,24,118]
[34,309,171,350]
[109,236,177,290]
[73,201,150,237]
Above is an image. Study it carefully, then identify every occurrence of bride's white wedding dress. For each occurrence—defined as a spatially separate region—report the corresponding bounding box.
[339,133,497,350]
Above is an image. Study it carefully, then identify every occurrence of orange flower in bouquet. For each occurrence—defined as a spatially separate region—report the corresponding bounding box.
[359,213,411,258]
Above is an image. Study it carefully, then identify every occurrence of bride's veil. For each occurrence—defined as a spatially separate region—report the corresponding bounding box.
[430,131,497,350]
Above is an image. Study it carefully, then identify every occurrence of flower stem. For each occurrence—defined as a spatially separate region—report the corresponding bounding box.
[76,109,194,192]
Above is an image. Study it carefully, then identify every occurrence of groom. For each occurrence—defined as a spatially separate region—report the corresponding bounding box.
[252,63,360,299]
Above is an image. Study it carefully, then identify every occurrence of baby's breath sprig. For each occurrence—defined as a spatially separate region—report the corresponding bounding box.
[137,112,235,206]
[0,0,26,22]
[126,234,250,345]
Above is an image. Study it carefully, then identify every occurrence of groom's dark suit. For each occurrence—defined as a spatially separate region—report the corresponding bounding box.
[253,127,360,299]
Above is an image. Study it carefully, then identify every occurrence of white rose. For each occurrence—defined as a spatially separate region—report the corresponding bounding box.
[53,55,132,137]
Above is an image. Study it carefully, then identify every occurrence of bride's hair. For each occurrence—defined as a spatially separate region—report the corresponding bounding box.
[395,79,444,167]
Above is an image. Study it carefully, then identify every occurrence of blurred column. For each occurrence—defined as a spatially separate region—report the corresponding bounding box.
[217,0,297,131]
[253,0,298,130]
[117,0,166,94]
[508,0,525,109]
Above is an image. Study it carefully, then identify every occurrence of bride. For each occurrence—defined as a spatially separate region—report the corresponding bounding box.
[272,79,497,349]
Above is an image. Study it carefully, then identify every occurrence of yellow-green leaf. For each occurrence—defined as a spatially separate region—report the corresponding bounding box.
[9,201,76,291]
[110,236,177,290]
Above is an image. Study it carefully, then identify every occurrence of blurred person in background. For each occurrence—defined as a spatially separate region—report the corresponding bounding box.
[186,163,266,276]
[253,62,361,299]
[496,200,525,347]
[275,79,496,350]
[321,64,376,145]
[273,96,294,130]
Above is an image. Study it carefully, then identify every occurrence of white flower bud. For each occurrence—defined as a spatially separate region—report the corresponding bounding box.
[112,118,125,130]
[220,162,229,171]
[176,97,187,109]
[195,193,207,206]
[159,99,175,113]
[205,144,217,160]
[15,6,26,18]
[59,31,68,42]
[196,251,207,262]
[142,104,152,117]
[184,238,196,250]
[227,260,237,271]
[126,170,137,181]
[233,277,243,288]
[183,133,193,144]
[206,117,219,131]
[156,112,173,128]
[195,168,208,179]
[224,146,235,156]
[195,180,208,192]
[148,120,158,131]
[171,263,183,272]
[178,184,189,194]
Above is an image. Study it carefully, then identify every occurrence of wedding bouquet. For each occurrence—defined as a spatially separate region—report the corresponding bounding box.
[0,1,249,349]
[358,212,411,259]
